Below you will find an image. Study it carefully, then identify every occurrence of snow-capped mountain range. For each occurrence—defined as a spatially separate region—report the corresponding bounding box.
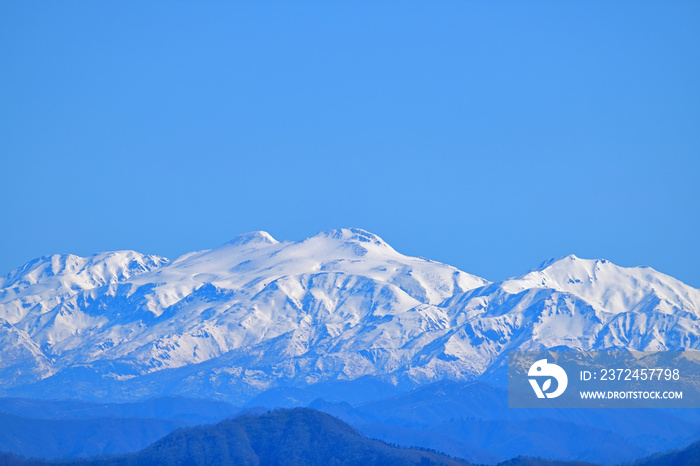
[1,228,698,402]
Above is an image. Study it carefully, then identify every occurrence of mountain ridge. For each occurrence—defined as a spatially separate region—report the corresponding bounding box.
[1,229,698,402]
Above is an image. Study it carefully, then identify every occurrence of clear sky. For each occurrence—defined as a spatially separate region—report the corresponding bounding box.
[1,1,699,287]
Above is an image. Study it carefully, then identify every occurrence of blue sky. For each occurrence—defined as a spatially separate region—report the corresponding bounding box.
[1,1,699,287]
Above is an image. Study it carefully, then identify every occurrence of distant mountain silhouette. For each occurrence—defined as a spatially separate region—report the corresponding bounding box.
[0,412,181,459]
[0,396,240,459]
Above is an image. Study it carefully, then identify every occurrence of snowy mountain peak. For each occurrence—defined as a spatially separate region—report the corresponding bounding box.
[306,228,396,256]
[501,255,700,317]
[530,254,580,271]
[321,228,388,246]
[1,251,168,290]
[226,231,278,247]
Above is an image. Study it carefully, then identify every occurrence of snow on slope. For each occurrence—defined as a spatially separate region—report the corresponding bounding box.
[436,255,700,367]
[498,255,700,351]
[0,251,168,325]
[0,230,697,401]
[0,320,54,387]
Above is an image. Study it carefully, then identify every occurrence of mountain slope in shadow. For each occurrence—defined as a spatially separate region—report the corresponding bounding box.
[631,439,700,466]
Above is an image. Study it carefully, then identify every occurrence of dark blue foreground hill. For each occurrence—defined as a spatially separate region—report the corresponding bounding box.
[0,408,471,466]
[133,408,470,465]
